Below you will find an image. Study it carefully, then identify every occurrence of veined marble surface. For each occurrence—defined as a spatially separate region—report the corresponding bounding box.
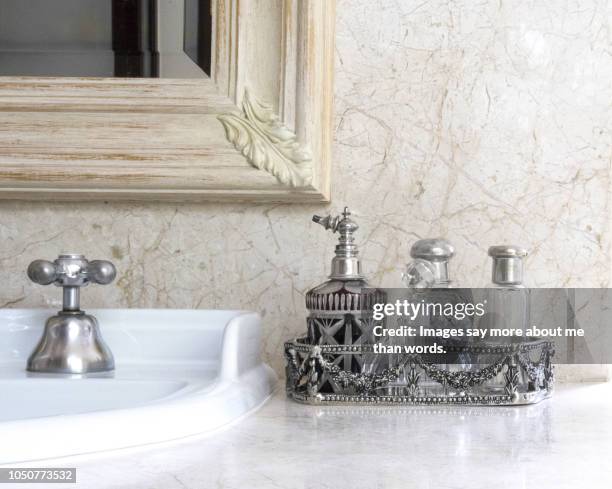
[0,0,611,380]
[7,383,612,489]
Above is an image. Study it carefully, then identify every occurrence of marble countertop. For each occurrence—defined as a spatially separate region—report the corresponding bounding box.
[11,383,612,489]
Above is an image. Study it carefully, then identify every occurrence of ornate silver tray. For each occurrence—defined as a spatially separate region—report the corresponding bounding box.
[285,337,554,406]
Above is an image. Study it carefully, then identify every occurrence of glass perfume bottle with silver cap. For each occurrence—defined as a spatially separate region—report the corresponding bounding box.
[401,238,458,354]
[485,245,530,337]
[403,238,473,378]
[402,238,475,329]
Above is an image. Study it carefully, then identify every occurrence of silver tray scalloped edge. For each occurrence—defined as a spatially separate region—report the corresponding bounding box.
[285,338,555,406]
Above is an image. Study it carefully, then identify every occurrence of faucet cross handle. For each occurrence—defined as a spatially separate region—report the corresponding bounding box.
[28,254,116,287]
[27,254,116,312]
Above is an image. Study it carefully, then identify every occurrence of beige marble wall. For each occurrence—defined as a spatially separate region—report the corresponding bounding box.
[1,0,610,377]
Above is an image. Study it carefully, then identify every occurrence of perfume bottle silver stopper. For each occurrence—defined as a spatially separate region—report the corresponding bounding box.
[313,207,363,280]
[488,245,527,286]
[404,238,455,288]
[410,238,455,286]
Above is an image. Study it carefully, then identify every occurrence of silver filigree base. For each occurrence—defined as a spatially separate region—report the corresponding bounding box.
[285,338,554,406]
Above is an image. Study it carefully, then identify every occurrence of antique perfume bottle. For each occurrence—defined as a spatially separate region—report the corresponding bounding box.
[306,208,383,373]
[402,238,473,373]
[401,239,457,355]
[484,245,530,336]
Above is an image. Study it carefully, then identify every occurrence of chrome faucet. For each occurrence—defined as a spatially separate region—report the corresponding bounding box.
[27,254,117,374]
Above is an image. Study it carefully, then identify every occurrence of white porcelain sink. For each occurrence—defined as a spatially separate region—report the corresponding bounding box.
[0,309,276,463]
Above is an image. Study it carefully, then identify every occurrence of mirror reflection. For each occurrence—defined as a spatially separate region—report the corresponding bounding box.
[0,0,212,78]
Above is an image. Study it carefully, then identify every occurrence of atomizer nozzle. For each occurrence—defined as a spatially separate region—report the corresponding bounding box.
[312,207,363,280]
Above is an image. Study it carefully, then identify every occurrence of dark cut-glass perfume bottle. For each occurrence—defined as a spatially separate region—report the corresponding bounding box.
[305,208,384,379]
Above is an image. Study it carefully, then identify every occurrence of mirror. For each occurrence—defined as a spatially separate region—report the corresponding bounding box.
[0,0,335,203]
[0,0,212,78]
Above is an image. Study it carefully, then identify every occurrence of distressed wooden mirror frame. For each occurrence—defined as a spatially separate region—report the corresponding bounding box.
[0,0,334,202]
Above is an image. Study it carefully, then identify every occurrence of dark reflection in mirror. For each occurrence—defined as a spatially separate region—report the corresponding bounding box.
[0,0,212,78]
